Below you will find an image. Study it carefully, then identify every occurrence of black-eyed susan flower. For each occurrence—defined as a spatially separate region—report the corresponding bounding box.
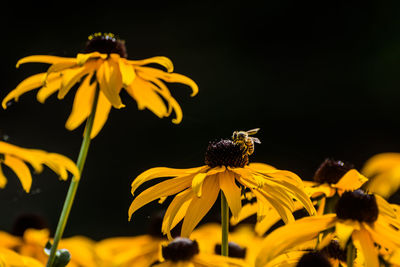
[129,138,316,239]
[361,152,400,198]
[255,189,400,267]
[153,237,249,267]
[0,140,79,193]
[231,159,368,236]
[2,33,198,138]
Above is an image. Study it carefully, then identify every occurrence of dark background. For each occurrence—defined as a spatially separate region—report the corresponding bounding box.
[1,1,400,240]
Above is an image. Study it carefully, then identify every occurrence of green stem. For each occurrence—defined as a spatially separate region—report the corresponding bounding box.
[346,240,356,267]
[220,191,229,257]
[46,89,99,267]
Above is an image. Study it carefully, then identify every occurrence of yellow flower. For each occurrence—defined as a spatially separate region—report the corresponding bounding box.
[231,159,368,236]
[0,247,44,267]
[129,139,315,239]
[0,141,79,193]
[2,33,198,138]
[255,189,400,267]
[154,237,249,267]
[361,152,400,198]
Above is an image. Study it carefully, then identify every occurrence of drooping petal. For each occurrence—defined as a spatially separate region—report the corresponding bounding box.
[76,52,107,66]
[352,228,379,267]
[2,73,47,109]
[181,176,220,237]
[0,142,43,173]
[335,220,358,249]
[128,175,193,220]
[125,76,168,119]
[252,189,294,224]
[119,58,136,86]
[16,55,76,68]
[90,90,112,139]
[65,75,96,131]
[36,73,62,103]
[96,59,124,108]
[127,56,174,72]
[254,214,337,267]
[137,66,198,97]
[131,166,207,195]
[219,171,242,219]
[3,155,32,193]
[162,189,194,239]
[362,153,400,177]
[45,153,80,181]
[248,163,276,172]
[192,172,208,197]
[231,202,258,226]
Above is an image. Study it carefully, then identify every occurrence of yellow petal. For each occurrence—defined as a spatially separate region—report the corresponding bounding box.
[375,194,397,218]
[0,165,7,188]
[0,142,43,173]
[36,74,62,103]
[352,229,379,267]
[255,205,281,236]
[137,66,198,97]
[127,56,174,72]
[119,58,136,86]
[248,162,276,171]
[362,152,400,177]
[16,55,76,68]
[255,214,337,267]
[333,169,368,192]
[90,90,112,139]
[219,171,242,219]
[231,202,257,226]
[3,155,32,193]
[125,76,168,119]
[2,73,47,109]
[181,176,220,237]
[335,220,357,249]
[47,61,78,74]
[65,75,96,130]
[162,189,193,239]
[192,172,208,197]
[253,189,294,224]
[131,166,207,195]
[76,52,107,66]
[97,59,124,109]
[45,153,80,181]
[128,175,193,220]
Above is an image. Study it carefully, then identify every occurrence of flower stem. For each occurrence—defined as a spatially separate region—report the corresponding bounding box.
[346,240,356,267]
[46,89,99,267]
[220,191,229,257]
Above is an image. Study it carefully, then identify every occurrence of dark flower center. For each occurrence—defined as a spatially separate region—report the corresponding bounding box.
[313,158,354,184]
[320,240,347,262]
[297,251,332,267]
[84,32,127,58]
[214,242,247,259]
[11,213,48,237]
[335,189,378,223]
[205,139,248,168]
[162,237,199,262]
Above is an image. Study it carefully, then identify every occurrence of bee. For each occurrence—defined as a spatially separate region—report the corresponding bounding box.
[232,128,261,157]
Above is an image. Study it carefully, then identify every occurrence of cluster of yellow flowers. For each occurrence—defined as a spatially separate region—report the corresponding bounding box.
[2,32,400,267]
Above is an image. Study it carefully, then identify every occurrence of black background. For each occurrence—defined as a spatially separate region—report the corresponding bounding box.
[1,1,400,240]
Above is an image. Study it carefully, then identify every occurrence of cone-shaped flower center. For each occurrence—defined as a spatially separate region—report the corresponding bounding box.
[313,158,354,184]
[335,189,378,223]
[205,139,249,168]
[162,237,199,262]
[84,32,127,58]
[320,240,347,262]
[297,251,332,267]
[214,242,246,259]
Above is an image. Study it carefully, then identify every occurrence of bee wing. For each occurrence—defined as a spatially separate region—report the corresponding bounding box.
[252,137,261,144]
[246,128,260,135]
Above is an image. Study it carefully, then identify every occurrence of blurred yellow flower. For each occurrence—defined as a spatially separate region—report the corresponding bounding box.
[2,33,198,138]
[0,247,44,267]
[0,141,79,192]
[361,152,400,198]
[129,139,315,239]
[255,190,400,267]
